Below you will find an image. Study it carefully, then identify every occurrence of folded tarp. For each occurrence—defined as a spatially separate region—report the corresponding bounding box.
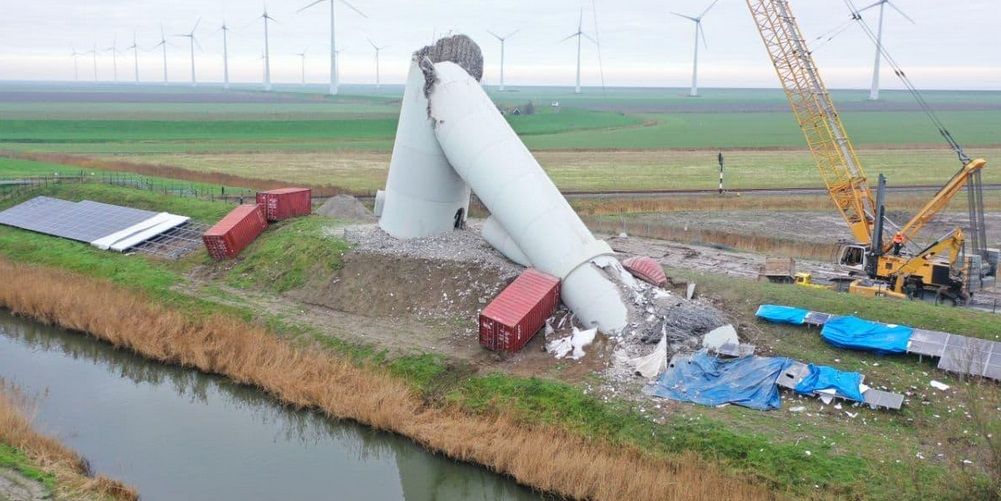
[820,316,912,355]
[794,364,865,402]
[649,351,792,411]
[755,304,809,325]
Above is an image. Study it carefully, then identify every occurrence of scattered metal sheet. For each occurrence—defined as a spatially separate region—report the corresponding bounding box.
[714,343,756,358]
[804,311,833,326]
[776,361,810,390]
[0,196,156,243]
[863,389,905,410]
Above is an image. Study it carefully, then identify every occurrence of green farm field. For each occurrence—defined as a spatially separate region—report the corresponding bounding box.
[2,83,1000,193]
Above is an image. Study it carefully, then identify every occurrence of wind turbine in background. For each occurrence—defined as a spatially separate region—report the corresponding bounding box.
[298,0,367,96]
[258,9,277,91]
[296,49,308,86]
[175,18,202,86]
[151,25,170,85]
[220,22,231,89]
[70,48,81,81]
[368,39,387,90]
[487,29,519,91]
[88,44,98,81]
[105,38,121,82]
[561,9,596,94]
[672,0,719,97]
[857,0,914,100]
[126,32,139,83]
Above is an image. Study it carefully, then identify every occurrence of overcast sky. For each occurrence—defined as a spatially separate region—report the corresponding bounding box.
[1,0,998,89]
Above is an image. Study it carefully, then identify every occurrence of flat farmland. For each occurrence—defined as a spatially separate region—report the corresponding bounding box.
[91,146,1001,194]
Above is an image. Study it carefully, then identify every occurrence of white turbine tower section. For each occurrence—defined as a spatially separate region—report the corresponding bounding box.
[858,0,915,101]
[259,9,277,91]
[296,49,308,86]
[105,38,120,82]
[220,22,231,89]
[298,0,367,96]
[176,19,202,87]
[368,39,387,89]
[561,9,596,94]
[672,0,718,97]
[126,32,139,83]
[152,25,169,85]
[487,29,518,91]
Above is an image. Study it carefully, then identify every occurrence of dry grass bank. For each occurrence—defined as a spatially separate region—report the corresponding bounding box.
[0,258,775,501]
[0,384,137,501]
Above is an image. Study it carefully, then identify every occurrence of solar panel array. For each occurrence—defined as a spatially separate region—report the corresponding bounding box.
[0,196,158,244]
[908,328,1001,380]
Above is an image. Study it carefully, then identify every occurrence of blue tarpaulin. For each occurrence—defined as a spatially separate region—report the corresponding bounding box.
[649,351,792,411]
[820,316,913,355]
[794,364,865,402]
[755,304,809,325]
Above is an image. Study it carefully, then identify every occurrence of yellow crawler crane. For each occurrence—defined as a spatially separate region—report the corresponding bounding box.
[745,0,988,304]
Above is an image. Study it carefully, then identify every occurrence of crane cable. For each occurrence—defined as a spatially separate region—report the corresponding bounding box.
[842,0,971,166]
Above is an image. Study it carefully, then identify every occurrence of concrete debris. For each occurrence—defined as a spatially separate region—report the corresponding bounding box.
[702,324,739,351]
[686,282,696,300]
[930,380,951,391]
[316,195,376,222]
[789,406,806,412]
[547,326,597,361]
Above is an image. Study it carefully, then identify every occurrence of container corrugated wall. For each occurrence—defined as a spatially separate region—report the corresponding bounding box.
[256,188,312,221]
[202,204,268,260]
[479,269,560,353]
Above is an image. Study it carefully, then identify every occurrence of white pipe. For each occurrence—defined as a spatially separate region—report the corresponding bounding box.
[428,61,627,332]
[378,61,471,239]
[481,216,530,267]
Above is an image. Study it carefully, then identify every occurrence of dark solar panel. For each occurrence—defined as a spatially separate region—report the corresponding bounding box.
[0,196,157,243]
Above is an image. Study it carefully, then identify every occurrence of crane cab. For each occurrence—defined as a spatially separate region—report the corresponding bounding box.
[836,244,868,274]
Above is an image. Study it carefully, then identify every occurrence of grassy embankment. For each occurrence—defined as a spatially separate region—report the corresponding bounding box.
[1,183,999,498]
[0,384,137,500]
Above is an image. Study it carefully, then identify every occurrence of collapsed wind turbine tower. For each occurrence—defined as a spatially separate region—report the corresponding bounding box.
[857,0,914,101]
[487,29,518,91]
[259,9,277,91]
[298,0,366,96]
[672,0,719,97]
[561,9,596,94]
[368,39,387,89]
[175,19,202,87]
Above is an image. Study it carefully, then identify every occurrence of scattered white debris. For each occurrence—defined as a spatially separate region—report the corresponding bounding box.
[702,324,739,350]
[686,282,696,300]
[631,332,668,378]
[845,411,858,418]
[571,327,597,360]
[816,389,836,405]
[790,406,806,412]
[804,450,812,456]
[930,380,951,391]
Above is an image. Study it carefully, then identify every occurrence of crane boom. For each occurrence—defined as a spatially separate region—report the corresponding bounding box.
[747,0,877,245]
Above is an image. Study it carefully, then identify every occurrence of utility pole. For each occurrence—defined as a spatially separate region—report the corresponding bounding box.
[717,152,725,194]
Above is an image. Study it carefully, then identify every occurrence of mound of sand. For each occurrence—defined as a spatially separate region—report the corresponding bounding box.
[316,195,376,222]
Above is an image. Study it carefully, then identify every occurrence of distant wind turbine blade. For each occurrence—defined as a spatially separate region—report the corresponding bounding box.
[560,33,578,43]
[699,23,708,49]
[582,32,598,44]
[886,1,916,23]
[700,0,721,19]
[577,8,583,31]
[340,0,368,18]
[298,0,325,13]
[368,38,377,49]
[506,29,520,39]
[671,12,698,22]
[487,29,502,40]
[194,37,204,52]
[856,0,884,13]
[191,17,201,34]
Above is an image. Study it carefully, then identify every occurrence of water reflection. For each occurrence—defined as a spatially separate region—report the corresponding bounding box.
[0,311,541,501]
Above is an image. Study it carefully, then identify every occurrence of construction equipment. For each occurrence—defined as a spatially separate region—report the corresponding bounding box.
[746,0,990,305]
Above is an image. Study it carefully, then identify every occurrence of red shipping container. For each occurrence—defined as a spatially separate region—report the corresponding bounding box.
[256,188,312,221]
[479,269,561,353]
[203,204,268,260]
[622,255,667,287]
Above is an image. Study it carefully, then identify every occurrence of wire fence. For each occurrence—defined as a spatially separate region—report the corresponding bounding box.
[0,172,259,204]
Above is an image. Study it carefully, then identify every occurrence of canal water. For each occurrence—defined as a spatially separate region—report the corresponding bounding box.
[0,311,541,501]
